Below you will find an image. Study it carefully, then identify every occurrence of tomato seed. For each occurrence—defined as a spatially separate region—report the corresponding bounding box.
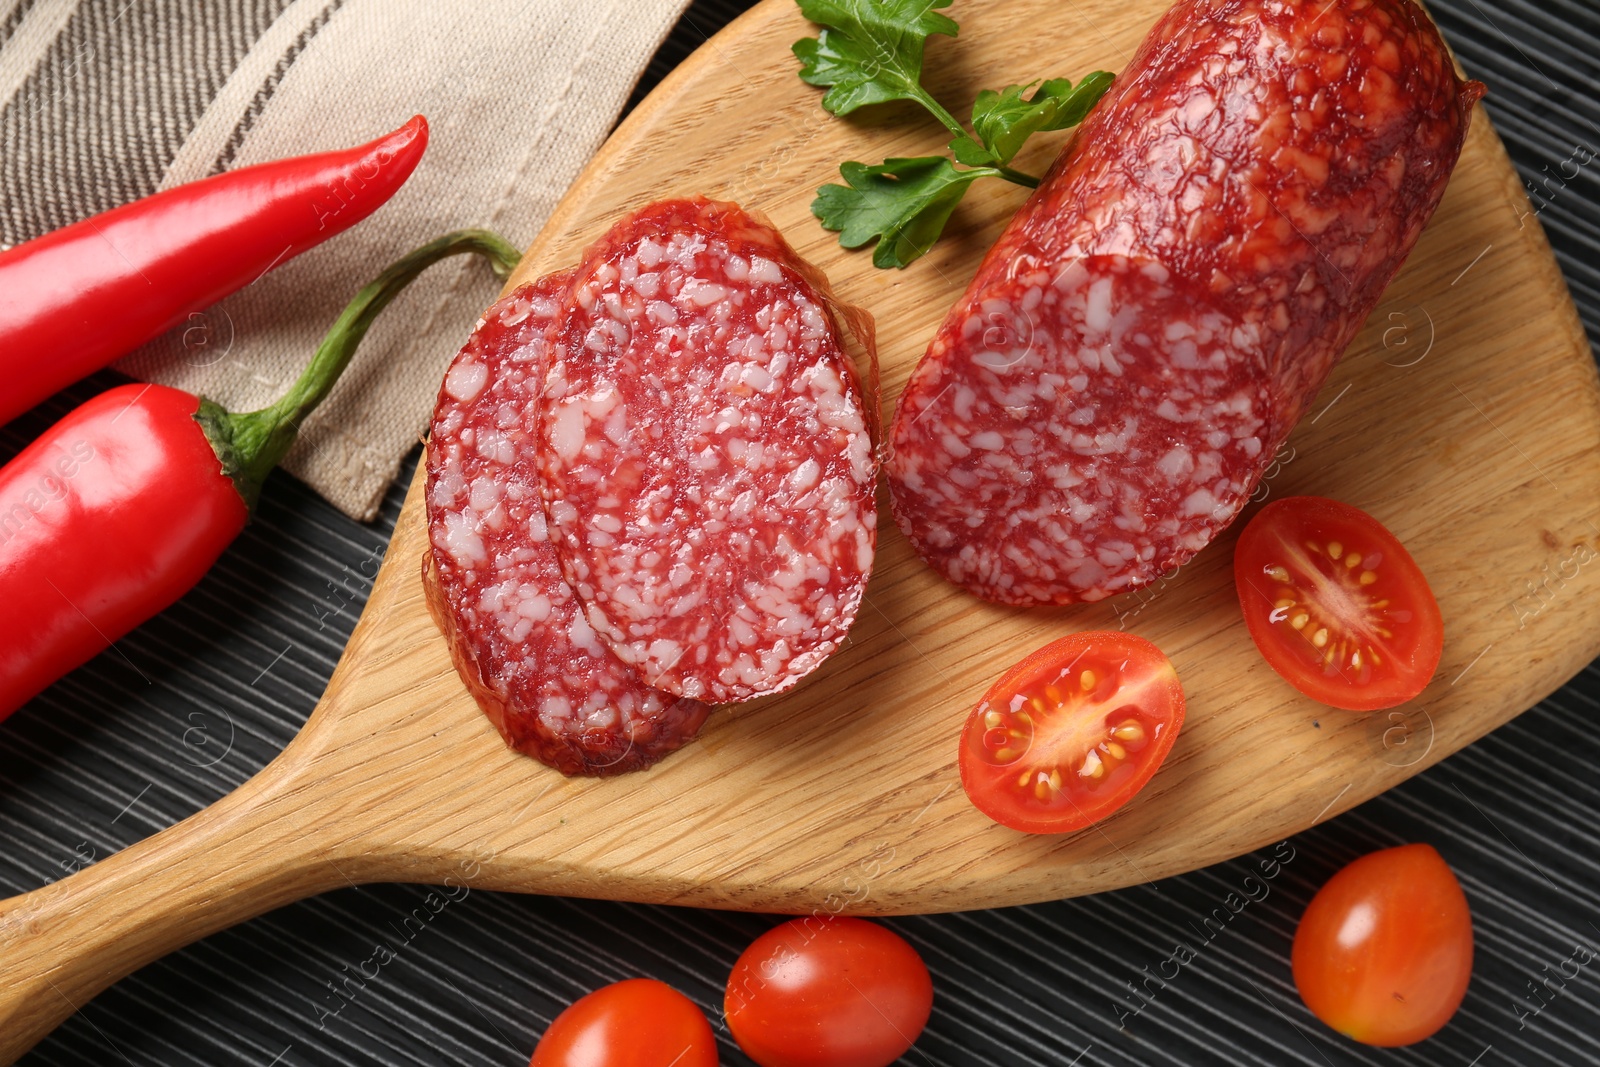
[1111,719,1145,743]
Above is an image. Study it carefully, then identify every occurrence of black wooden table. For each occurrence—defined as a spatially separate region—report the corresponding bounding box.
[5,1,1599,1063]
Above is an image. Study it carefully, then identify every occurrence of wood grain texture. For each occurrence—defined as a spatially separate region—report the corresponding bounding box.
[3,0,1597,1059]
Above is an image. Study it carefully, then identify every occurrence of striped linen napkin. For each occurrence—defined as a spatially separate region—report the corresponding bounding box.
[0,0,691,519]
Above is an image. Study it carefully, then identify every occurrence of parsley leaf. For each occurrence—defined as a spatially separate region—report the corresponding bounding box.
[792,0,1115,269]
[812,157,997,269]
[792,0,961,126]
[950,73,1115,167]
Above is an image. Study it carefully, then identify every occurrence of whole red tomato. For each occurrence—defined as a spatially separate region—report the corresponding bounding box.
[529,978,717,1067]
[725,917,932,1067]
[1292,843,1473,1045]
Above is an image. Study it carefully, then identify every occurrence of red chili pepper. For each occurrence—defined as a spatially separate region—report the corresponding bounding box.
[0,116,430,428]
[0,230,522,720]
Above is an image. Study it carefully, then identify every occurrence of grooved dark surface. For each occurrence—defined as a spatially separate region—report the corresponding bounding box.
[4,1,1600,1064]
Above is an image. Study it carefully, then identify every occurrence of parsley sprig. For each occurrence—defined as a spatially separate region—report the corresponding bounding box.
[793,0,1113,268]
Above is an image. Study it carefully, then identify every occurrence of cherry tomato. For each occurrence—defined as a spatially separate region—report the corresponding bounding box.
[959,631,1184,834]
[1234,496,1442,711]
[725,917,932,1067]
[529,978,717,1067]
[1293,844,1473,1046]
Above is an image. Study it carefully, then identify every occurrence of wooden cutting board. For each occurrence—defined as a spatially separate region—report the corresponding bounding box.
[3,0,1598,1058]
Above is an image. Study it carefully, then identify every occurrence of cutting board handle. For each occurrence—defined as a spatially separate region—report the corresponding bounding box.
[0,737,360,1064]
[0,479,464,1063]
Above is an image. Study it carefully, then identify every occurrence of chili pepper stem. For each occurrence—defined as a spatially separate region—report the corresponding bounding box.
[196,229,523,511]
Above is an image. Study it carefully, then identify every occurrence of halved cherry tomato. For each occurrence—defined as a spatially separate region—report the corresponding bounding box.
[1234,496,1443,711]
[1293,843,1473,1046]
[958,631,1184,834]
[725,917,932,1067]
[529,978,717,1067]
